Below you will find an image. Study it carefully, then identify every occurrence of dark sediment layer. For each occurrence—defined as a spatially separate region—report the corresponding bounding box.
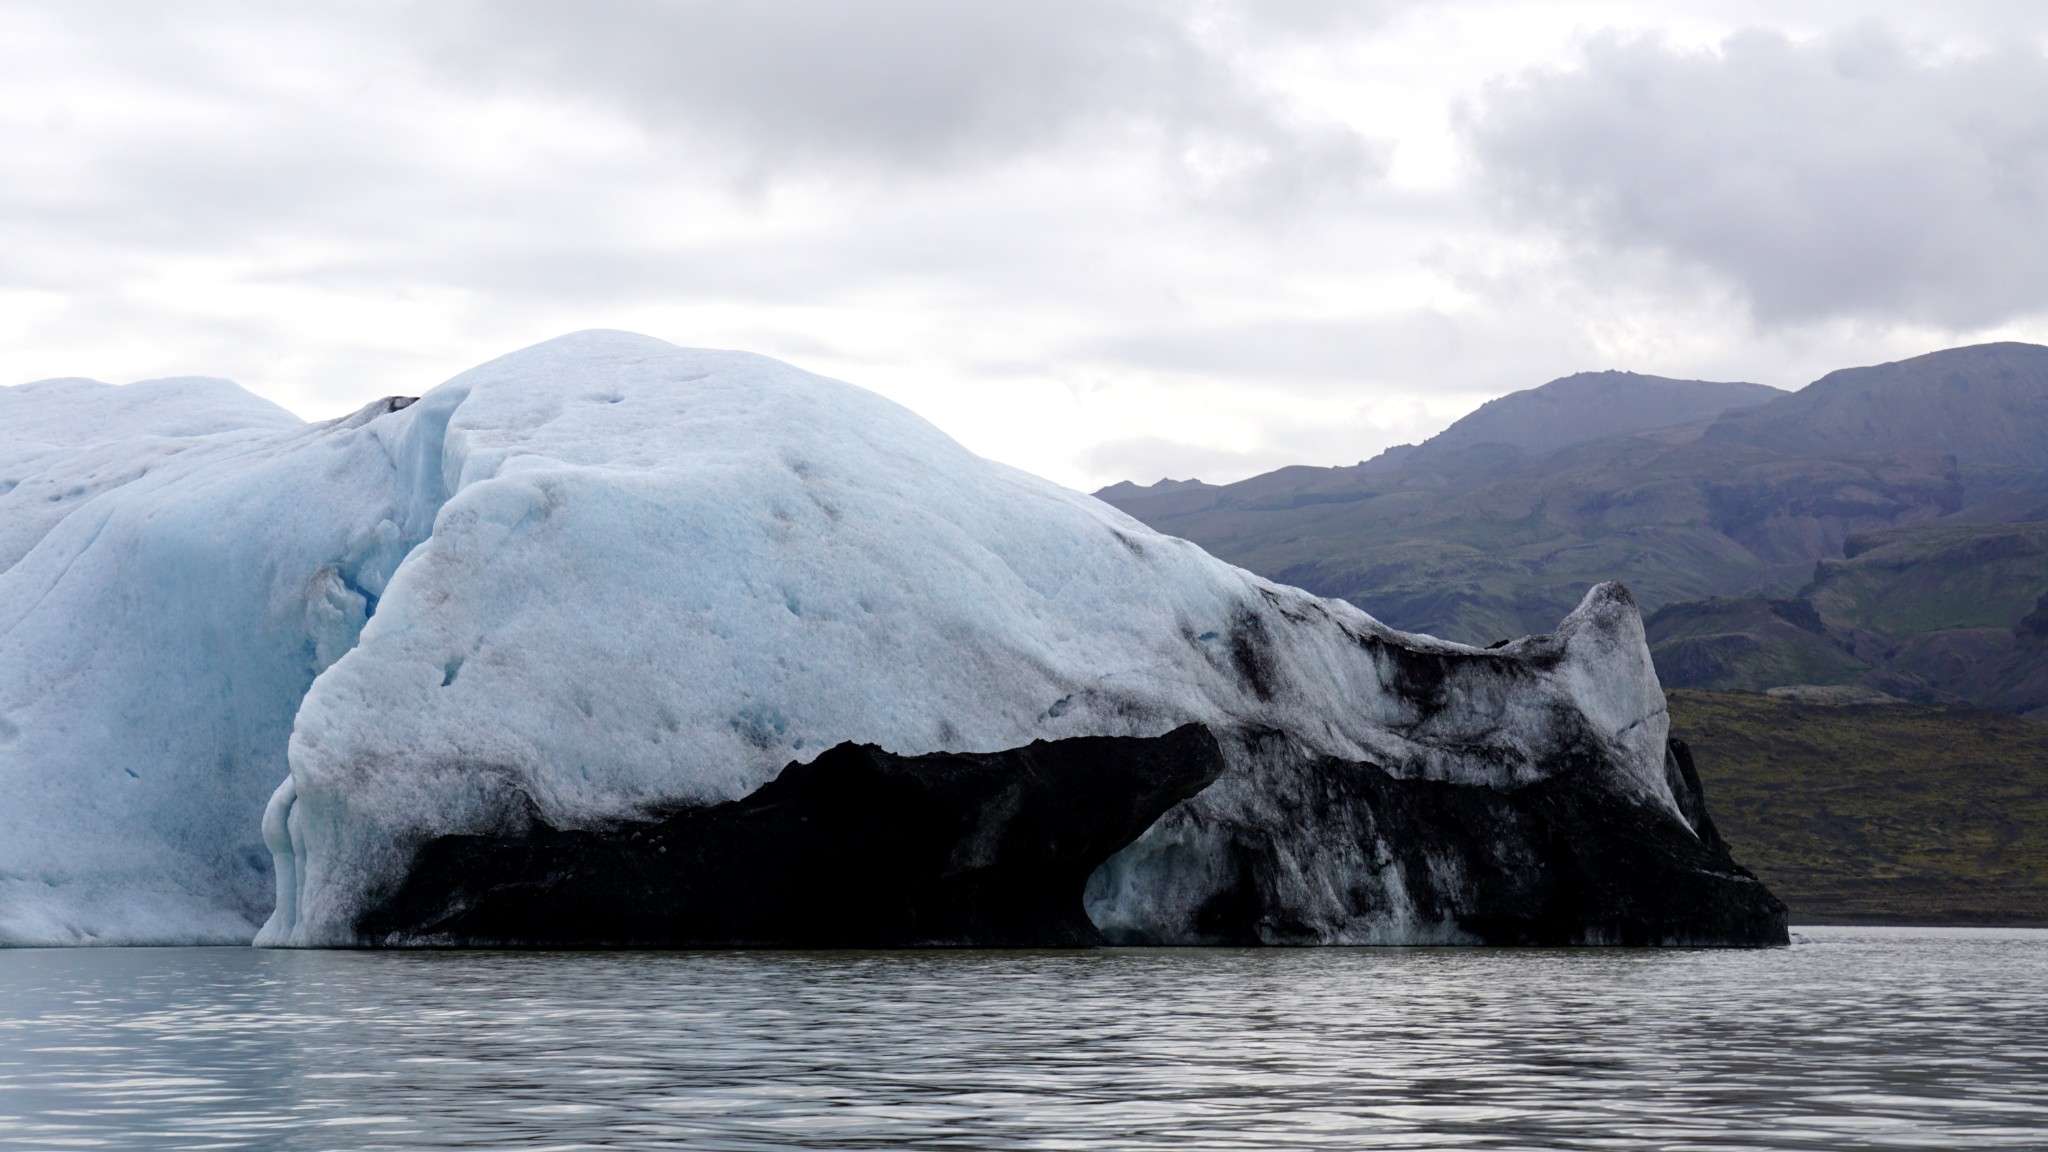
[357,724,1225,947]
[1117,734,1787,947]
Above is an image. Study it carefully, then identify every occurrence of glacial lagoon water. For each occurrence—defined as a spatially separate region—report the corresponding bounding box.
[0,928,2043,1150]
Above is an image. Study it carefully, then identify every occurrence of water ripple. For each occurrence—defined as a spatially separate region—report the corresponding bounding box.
[0,927,2044,1149]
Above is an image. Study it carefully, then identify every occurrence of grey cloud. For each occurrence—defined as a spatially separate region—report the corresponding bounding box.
[1090,313,1468,383]
[1077,436,1292,487]
[1464,27,2048,327]
[0,5,448,262]
[0,0,1382,303]
[1079,309,1587,400]
[436,0,1381,194]
[1062,307,1604,487]
[1197,0,1422,39]
[445,0,1205,164]
[1071,387,1456,487]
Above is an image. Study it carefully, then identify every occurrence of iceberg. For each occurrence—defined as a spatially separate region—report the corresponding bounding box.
[0,332,1785,948]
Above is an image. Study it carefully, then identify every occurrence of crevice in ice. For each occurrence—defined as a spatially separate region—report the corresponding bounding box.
[341,571,381,621]
[261,389,470,945]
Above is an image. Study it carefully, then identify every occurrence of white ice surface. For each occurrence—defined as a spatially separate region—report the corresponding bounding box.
[0,333,1676,946]
[0,383,441,943]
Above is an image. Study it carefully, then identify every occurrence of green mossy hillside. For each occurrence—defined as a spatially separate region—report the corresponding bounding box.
[1811,522,2048,635]
[1668,689,2048,926]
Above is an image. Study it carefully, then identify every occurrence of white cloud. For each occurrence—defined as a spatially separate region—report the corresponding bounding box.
[7,1,2048,491]
[1465,26,2048,327]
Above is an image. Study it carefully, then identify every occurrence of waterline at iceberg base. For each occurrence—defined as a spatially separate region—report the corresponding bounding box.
[0,332,1785,948]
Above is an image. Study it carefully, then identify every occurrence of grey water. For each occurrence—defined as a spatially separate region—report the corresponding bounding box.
[0,928,2043,1150]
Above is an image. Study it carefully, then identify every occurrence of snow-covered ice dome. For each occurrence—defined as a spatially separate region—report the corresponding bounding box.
[1,332,1765,948]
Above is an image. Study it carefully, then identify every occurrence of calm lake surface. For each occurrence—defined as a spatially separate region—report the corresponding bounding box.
[0,927,2042,1150]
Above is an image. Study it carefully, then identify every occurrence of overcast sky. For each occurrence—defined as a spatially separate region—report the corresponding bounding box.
[7,1,2048,488]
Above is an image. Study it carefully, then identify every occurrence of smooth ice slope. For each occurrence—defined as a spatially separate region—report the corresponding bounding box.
[257,332,1690,946]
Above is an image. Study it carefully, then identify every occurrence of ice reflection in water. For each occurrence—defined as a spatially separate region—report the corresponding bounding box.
[1,927,2044,1150]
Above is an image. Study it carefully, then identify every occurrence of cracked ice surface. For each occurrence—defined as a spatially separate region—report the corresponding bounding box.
[0,332,1675,946]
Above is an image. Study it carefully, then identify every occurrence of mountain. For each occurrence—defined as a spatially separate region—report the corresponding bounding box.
[1385,370,1783,465]
[1097,342,2048,718]
[1096,371,1782,500]
[1102,430,1958,645]
[1,332,1779,948]
[1705,342,2048,476]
